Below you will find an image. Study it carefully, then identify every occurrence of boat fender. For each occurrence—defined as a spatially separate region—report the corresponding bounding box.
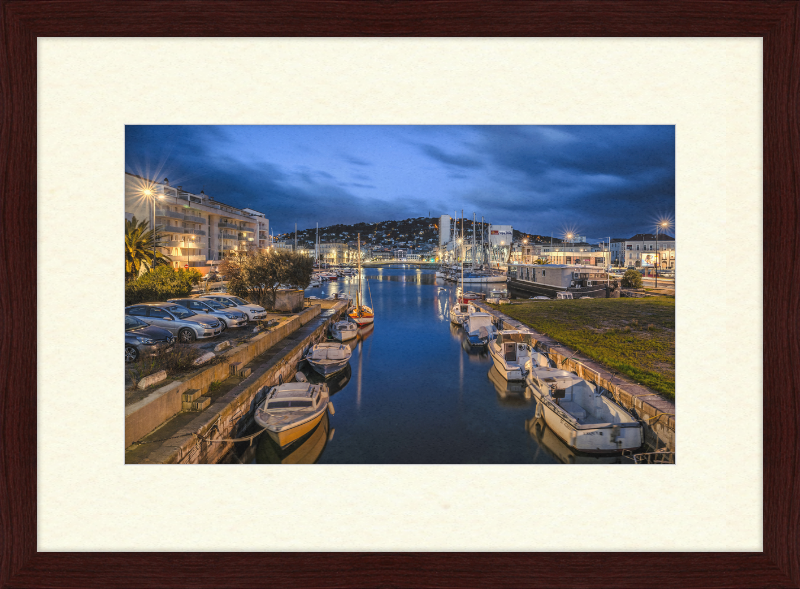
[295,372,308,383]
[534,403,543,419]
[328,402,335,416]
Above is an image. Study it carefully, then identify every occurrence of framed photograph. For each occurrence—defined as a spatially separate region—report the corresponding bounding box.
[2,1,797,586]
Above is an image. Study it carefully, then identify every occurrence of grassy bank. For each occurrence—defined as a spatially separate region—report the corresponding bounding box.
[490,297,675,400]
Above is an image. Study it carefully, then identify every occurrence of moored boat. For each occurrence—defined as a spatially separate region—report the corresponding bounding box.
[305,342,352,377]
[524,363,643,453]
[348,233,375,327]
[330,319,358,341]
[463,312,497,346]
[487,330,549,381]
[254,382,333,448]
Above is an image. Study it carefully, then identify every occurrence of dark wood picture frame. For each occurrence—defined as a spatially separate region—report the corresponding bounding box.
[1,1,797,587]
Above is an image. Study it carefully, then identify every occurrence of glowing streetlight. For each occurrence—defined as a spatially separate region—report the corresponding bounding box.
[655,219,672,288]
[140,185,163,271]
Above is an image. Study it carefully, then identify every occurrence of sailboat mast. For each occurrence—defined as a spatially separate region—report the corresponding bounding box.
[481,216,484,267]
[472,212,476,270]
[461,209,464,294]
[357,233,361,313]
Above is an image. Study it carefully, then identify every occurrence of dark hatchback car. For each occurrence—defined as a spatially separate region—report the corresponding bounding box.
[125,315,175,363]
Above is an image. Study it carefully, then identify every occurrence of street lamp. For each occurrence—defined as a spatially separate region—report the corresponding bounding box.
[142,187,162,272]
[655,220,670,288]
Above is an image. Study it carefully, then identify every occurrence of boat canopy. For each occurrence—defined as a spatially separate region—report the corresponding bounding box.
[266,383,320,409]
[496,331,536,346]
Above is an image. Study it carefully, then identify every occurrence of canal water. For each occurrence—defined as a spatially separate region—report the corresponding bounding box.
[233,266,633,465]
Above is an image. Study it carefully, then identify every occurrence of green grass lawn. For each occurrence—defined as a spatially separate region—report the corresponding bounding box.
[491,297,675,400]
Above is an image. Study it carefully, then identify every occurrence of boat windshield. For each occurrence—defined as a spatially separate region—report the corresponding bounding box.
[268,400,313,409]
[497,332,535,346]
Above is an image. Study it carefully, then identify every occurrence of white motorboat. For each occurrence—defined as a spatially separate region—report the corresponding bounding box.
[487,330,549,381]
[330,319,358,341]
[308,279,321,288]
[254,381,333,448]
[305,342,352,377]
[463,312,497,346]
[530,296,550,300]
[449,301,472,325]
[524,363,643,454]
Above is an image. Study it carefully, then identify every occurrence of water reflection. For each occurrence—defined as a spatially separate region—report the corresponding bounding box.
[230,268,627,464]
[525,414,627,464]
[255,413,331,464]
[487,366,533,406]
[302,364,352,396]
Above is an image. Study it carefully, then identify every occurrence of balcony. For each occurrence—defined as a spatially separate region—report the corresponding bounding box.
[162,227,206,237]
[183,214,205,224]
[220,231,237,239]
[165,240,206,248]
[155,208,184,220]
[239,226,254,234]
[217,221,241,230]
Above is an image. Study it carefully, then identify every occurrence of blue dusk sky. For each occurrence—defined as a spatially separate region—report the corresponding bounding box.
[125,125,675,240]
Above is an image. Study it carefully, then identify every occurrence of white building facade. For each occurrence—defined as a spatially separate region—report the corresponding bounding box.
[610,233,676,269]
[125,173,268,272]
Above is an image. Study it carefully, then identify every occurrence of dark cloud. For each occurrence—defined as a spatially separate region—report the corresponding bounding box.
[126,125,674,240]
[343,155,372,166]
[419,144,483,169]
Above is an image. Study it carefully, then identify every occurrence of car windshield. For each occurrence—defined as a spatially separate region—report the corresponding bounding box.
[167,305,195,319]
[202,299,224,310]
[228,297,249,306]
[125,316,147,330]
[212,298,235,307]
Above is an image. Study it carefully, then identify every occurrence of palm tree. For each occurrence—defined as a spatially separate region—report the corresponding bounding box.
[125,216,172,280]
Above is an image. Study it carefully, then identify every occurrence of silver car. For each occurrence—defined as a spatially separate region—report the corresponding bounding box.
[197,294,267,321]
[125,302,223,343]
[167,297,248,330]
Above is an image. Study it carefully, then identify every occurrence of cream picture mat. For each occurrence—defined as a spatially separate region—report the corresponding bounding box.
[37,38,761,551]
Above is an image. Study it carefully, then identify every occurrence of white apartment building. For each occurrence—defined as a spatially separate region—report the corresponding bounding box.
[242,208,270,251]
[125,173,265,271]
[610,233,676,269]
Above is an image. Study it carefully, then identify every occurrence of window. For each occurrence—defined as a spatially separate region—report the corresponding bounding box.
[267,400,313,409]
[148,307,171,319]
[127,306,148,316]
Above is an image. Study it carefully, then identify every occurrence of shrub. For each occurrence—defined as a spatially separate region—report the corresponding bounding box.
[221,250,314,309]
[125,266,202,305]
[621,269,643,289]
[125,344,203,387]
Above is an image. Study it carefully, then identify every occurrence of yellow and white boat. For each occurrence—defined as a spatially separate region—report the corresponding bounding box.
[254,382,333,448]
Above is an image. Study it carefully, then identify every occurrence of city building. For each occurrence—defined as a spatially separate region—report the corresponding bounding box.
[540,242,610,267]
[125,173,264,272]
[610,233,676,269]
[242,208,270,251]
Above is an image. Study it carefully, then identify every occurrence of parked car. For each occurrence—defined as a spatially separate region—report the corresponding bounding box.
[125,302,223,343]
[125,315,175,363]
[167,297,248,330]
[197,294,267,321]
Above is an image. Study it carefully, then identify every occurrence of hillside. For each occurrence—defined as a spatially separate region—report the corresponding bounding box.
[277,217,555,249]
